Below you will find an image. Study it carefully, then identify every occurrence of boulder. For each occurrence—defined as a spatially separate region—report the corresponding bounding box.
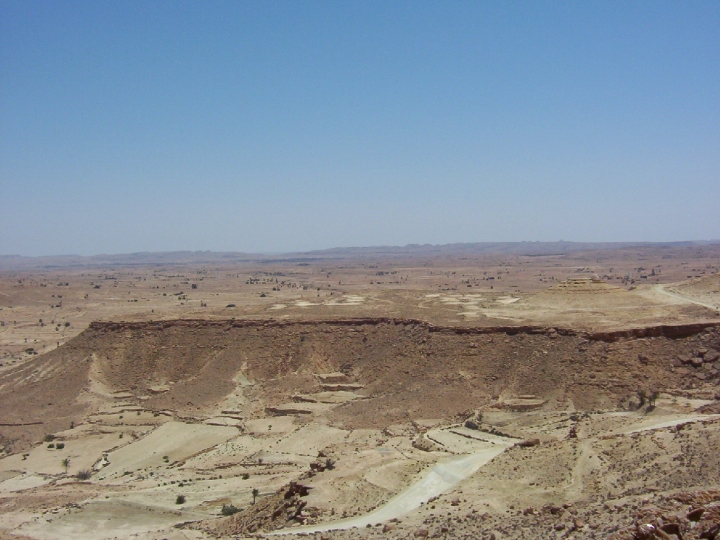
[635,524,657,540]
[515,439,541,448]
[691,357,704,368]
[700,523,720,539]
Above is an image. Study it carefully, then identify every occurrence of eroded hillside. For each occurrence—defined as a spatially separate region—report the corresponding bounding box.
[1,318,719,453]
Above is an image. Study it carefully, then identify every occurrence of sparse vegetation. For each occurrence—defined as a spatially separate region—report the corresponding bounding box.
[649,390,660,407]
[221,504,240,516]
[2,246,720,539]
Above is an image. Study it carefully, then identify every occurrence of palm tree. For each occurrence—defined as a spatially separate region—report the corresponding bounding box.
[61,458,70,475]
[251,488,260,505]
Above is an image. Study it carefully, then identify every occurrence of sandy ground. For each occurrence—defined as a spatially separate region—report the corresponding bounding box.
[0,245,719,539]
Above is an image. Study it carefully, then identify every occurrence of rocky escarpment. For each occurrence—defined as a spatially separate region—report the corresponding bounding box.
[0,318,719,450]
[87,317,720,342]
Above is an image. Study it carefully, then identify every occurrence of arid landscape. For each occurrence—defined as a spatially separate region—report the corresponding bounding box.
[0,242,719,539]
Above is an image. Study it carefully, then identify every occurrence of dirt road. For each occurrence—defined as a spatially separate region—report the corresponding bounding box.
[270,414,719,536]
[268,441,512,535]
[653,284,719,311]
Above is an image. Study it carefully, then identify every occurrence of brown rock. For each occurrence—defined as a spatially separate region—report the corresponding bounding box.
[659,523,682,537]
[414,528,429,537]
[382,524,396,533]
[635,523,657,540]
[688,506,706,521]
[700,523,720,539]
[705,349,720,362]
[691,357,704,368]
[516,438,540,447]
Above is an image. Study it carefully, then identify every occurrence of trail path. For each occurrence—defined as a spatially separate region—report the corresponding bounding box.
[621,414,719,434]
[653,284,718,311]
[269,414,720,536]
[268,442,511,535]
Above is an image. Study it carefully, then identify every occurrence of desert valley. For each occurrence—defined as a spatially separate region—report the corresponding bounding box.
[0,242,719,540]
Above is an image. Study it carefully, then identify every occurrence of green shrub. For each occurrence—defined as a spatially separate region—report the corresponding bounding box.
[221,504,240,516]
[175,495,186,505]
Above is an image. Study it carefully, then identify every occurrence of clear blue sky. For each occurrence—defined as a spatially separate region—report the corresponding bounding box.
[1,1,719,256]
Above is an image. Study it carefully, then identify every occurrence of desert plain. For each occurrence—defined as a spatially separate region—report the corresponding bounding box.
[1,241,720,540]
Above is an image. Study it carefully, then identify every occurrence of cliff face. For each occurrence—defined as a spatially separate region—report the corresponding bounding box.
[1,318,719,450]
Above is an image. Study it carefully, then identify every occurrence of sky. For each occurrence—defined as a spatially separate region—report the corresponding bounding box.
[1,1,719,256]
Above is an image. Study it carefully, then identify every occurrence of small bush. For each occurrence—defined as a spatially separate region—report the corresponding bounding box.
[44,434,55,442]
[76,469,92,480]
[221,504,240,516]
[47,443,55,448]
[241,473,250,480]
[175,495,186,505]
[55,443,65,450]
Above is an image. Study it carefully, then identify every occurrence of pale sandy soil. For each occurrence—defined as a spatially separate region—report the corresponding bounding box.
[0,246,719,539]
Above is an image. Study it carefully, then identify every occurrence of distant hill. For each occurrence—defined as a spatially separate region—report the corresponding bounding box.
[1,240,718,271]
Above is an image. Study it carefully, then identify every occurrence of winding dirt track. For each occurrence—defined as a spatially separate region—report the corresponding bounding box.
[653,284,719,311]
[268,443,512,535]
[269,415,718,536]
